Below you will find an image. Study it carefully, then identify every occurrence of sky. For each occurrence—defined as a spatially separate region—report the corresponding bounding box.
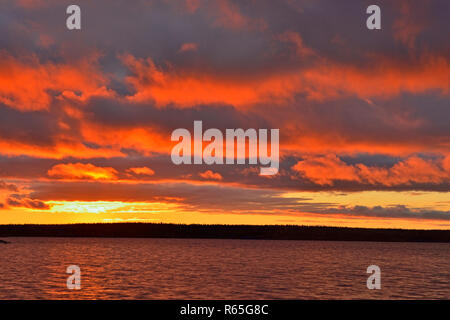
[0,0,449,229]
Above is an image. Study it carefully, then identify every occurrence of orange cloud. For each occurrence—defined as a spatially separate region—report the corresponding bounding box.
[0,52,110,111]
[292,154,360,185]
[80,122,171,156]
[281,126,450,158]
[199,170,223,180]
[122,54,304,107]
[303,56,449,101]
[122,49,449,108]
[48,163,118,180]
[0,139,124,159]
[292,155,450,186]
[127,167,155,176]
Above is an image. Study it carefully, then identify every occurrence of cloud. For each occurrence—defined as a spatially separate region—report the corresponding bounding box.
[127,167,155,176]
[178,42,198,53]
[47,163,119,180]
[277,31,315,58]
[292,155,360,185]
[302,56,449,100]
[185,0,200,13]
[25,180,450,222]
[121,49,449,109]
[199,170,223,180]
[292,155,450,186]
[0,0,449,227]
[6,196,50,210]
[0,181,18,192]
[121,54,299,107]
[392,1,429,49]
[211,0,252,30]
[0,52,110,111]
[324,205,450,221]
[16,0,46,8]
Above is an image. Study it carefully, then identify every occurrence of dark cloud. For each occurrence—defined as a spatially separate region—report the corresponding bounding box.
[26,180,450,221]
[322,205,450,221]
[0,104,60,147]
[6,196,50,210]
[0,152,449,193]
[84,97,271,133]
[3,0,448,74]
[0,180,18,192]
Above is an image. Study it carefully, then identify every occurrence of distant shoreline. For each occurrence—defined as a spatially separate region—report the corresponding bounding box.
[1,223,449,243]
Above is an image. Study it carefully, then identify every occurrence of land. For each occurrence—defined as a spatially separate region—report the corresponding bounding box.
[0,223,449,243]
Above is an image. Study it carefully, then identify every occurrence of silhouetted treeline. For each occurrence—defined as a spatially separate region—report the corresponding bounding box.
[1,223,450,242]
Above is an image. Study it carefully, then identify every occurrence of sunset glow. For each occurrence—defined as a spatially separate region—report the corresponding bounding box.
[0,0,449,229]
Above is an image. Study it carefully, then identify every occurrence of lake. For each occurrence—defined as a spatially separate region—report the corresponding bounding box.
[0,238,449,299]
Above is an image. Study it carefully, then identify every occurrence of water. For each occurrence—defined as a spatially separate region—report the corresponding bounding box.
[0,238,449,299]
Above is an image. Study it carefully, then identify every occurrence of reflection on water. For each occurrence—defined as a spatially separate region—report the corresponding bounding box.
[0,238,449,299]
